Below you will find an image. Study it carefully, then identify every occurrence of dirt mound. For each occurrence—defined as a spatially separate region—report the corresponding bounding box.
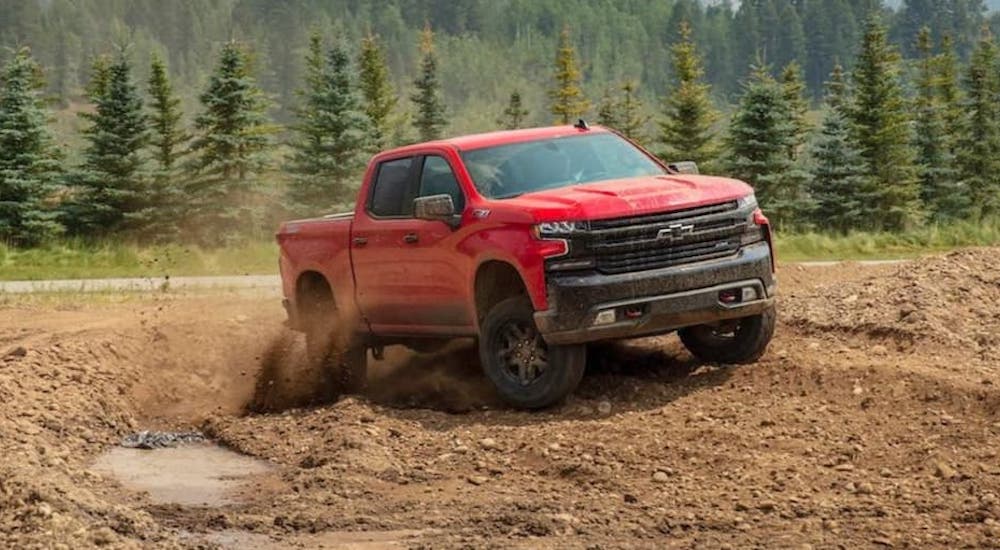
[2,252,1000,548]
[783,249,1000,356]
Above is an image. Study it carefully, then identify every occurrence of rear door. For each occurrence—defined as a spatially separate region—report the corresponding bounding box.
[351,154,473,334]
[351,156,422,328]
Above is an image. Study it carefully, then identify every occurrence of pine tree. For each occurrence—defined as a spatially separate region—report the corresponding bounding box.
[411,24,447,141]
[288,38,369,213]
[358,33,397,151]
[809,67,872,232]
[595,81,649,144]
[956,27,1000,218]
[658,21,719,171]
[780,61,810,160]
[596,87,619,129]
[187,41,274,243]
[64,47,148,236]
[148,55,185,173]
[913,27,966,221]
[825,64,849,114]
[617,81,649,144]
[0,48,62,245]
[549,26,589,125]
[497,90,529,130]
[935,35,965,151]
[85,54,111,101]
[137,53,187,242]
[849,16,923,231]
[727,65,812,228]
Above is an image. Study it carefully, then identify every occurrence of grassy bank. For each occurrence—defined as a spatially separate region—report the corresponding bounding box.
[774,219,1000,261]
[2,220,999,280]
[0,240,277,281]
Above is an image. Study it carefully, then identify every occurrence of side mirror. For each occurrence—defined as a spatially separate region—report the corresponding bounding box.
[414,194,458,226]
[668,161,700,175]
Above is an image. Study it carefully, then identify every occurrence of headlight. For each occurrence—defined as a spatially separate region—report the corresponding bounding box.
[738,194,765,245]
[534,221,584,238]
[737,193,758,210]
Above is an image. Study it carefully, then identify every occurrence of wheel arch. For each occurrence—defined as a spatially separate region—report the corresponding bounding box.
[294,270,335,327]
[473,260,530,327]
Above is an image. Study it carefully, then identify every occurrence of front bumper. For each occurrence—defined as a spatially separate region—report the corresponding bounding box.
[534,242,776,345]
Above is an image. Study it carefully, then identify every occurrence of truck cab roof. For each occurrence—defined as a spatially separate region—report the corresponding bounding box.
[381,125,610,157]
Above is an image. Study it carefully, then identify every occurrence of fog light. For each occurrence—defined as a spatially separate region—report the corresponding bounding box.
[593,309,616,326]
[719,289,740,304]
[741,287,759,301]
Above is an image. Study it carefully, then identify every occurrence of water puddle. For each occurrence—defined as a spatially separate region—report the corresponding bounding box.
[186,529,429,549]
[92,443,272,507]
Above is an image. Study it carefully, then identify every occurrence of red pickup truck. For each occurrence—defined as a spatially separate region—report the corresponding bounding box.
[277,124,776,409]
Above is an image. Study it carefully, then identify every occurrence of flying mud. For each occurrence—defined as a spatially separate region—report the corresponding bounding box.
[1,250,999,548]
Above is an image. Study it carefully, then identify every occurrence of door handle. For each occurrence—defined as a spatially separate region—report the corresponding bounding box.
[403,233,419,244]
[352,236,368,246]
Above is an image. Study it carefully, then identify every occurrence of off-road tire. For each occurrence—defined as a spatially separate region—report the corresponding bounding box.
[305,320,368,395]
[679,304,776,364]
[479,296,586,409]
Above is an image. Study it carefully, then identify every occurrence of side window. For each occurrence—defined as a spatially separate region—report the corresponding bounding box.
[418,156,466,212]
[368,157,415,217]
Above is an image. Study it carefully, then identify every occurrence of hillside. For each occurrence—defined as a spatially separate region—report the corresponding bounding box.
[1,0,998,136]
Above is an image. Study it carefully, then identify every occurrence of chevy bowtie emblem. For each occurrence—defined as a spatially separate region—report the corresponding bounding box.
[656,223,695,242]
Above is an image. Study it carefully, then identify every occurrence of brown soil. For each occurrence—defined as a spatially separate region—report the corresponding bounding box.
[2,252,999,549]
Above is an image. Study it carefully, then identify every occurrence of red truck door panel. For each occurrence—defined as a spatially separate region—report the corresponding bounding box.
[352,154,473,333]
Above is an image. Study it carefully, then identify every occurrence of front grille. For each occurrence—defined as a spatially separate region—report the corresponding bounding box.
[585,200,747,275]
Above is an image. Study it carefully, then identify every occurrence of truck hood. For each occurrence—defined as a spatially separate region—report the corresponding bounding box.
[495,174,753,222]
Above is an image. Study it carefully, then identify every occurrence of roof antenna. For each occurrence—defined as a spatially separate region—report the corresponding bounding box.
[574,118,589,130]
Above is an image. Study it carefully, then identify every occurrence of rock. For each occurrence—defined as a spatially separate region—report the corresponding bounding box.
[652,471,670,483]
[808,342,821,351]
[91,527,116,546]
[833,463,855,472]
[597,401,612,415]
[758,501,777,513]
[856,482,875,495]
[4,346,27,359]
[479,438,499,451]
[36,502,52,518]
[548,442,562,452]
[872,537,894,547]
[934,460,959,479]
[467,475,488,486]
[871,344,889,356]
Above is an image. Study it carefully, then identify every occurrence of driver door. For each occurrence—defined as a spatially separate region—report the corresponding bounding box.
[352,154,473,334]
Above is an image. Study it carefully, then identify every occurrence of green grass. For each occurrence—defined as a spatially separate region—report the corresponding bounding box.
[775,219,1000,261]
[0,240,278,280]
[2,220,999,280]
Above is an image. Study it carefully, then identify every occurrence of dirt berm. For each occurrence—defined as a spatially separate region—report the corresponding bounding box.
[1,249,999,548]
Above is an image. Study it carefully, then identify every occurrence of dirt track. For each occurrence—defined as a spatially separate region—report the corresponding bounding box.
[2,250,999,549]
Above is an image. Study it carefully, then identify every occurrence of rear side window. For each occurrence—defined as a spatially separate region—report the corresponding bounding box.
[418,156,466,212]
[368,157,415,217]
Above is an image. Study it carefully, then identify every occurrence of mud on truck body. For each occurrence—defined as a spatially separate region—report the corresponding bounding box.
[277,124,776,409]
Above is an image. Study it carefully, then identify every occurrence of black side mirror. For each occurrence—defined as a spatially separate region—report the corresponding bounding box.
[668,161,700,175]
[414,194,459,227]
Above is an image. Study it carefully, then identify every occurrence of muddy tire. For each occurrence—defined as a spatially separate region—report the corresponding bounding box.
[479,296,585,409]
[679,305,776,364]
[305,320,368,395]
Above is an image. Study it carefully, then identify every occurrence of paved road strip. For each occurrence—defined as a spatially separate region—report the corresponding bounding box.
[0,275,282,294]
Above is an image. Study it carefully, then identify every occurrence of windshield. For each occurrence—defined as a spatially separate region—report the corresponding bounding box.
[461,133,667,199]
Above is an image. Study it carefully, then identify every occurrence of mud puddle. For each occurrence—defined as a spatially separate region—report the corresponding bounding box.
[184,529,431,549]
[92,442,272,507]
